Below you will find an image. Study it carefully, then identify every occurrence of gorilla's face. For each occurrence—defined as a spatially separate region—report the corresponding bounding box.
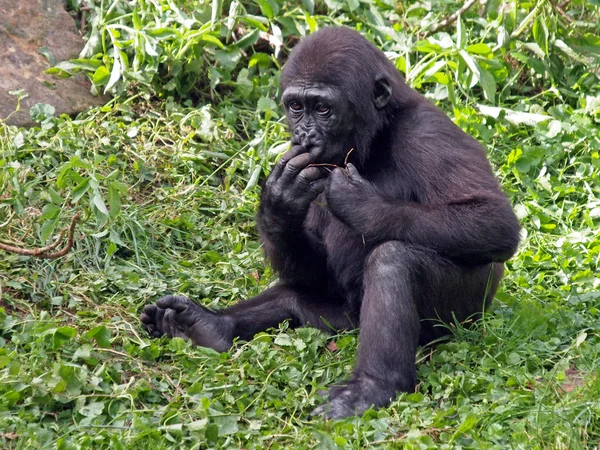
[282,83,355,165]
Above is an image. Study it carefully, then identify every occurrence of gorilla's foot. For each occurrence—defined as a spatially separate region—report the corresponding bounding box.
[310,376,397,420]
[140,295,233,352]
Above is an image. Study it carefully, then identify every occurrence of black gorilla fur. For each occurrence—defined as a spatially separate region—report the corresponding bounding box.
[141,27,520,419]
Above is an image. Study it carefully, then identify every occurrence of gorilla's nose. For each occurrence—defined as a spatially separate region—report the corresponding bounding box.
[293,129,308,146]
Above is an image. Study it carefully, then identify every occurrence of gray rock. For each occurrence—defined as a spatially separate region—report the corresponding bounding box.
[0,0,108,127]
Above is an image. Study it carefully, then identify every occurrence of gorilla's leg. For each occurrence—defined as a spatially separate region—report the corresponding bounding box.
[312,241,502,419]
[141,285,358,352]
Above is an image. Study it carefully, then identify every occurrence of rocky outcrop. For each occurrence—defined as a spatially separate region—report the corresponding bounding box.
[0,0,107,127]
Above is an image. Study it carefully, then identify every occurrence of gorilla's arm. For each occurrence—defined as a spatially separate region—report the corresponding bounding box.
[326,165,520,265]
[257,145,328,286]
[258,214,328,286]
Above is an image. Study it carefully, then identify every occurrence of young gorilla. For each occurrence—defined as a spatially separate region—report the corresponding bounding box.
[141,27,520,419]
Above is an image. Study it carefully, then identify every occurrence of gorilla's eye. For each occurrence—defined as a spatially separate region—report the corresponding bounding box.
[316,104,330,115]
[289,101,303,112]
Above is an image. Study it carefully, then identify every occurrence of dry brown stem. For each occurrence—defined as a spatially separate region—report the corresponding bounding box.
[308,148,355,175]
[550,0,573,23]
[0,212,81,259]
[425,0,479,36]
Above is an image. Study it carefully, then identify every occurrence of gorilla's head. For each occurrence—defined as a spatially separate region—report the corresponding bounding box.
[280,27,406,166]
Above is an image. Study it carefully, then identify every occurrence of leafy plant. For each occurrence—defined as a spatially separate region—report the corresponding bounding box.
[1,0,599,448]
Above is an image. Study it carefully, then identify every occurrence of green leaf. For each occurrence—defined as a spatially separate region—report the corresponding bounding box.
[132,6,142,30]
[92,66,110,85]
[30,103,55,122]
[201,34,225,49]
[302,0,315,14]
[56,166,72,189]
[457,14,466,49]
[105,53,122,92]
[79,401,105,418]
[211,0,223,24]
[479,68,496,101]
[274,334,292,346]
[457,412,478,434]
[72,178,90,203]
[40,217,59,243]
[108,182,121,218]
[213,416,239,436]
[187,419,208,431]
[458,50,480,86]
[53,327,77,349]
[148,28,178,38]
[533,16,549,55]
[48,187,63,204]
[92,190,109,216]
[255,0,274,19]
[232,28,260,50]
[248,53,271,68]
[205,423,219,442]
[466,43,492,54]
[214,49,243,69]
[84,326,111,348]
[40,203,60,221]
[257,97,278,112]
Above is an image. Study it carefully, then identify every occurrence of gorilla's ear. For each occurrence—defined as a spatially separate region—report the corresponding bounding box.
[373,75,392,109]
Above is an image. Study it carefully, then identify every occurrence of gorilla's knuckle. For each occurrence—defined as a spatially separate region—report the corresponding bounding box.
[270,187,283,201]
[309,185,322,196]
[281,192,294,205]
[285,162,299,174]
[297,172,311,185]
[276,158,290,171]
[265,176,276,188]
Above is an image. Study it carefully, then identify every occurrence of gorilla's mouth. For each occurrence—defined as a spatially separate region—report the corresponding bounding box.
[308,147,355,175]
[307,143,352,167]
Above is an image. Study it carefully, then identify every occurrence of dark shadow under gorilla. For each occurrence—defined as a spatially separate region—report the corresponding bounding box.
[141,27,520,419]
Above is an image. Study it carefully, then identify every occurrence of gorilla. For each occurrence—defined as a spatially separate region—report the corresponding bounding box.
[140,27,520,419]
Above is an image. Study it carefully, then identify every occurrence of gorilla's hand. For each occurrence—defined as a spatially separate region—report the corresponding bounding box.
[260,145,327,228]
[140,295,233,352]
[326,163,379,230]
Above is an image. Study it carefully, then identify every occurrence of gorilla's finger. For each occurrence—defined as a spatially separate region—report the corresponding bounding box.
[156,295,192,312]
[142,304,158,317]
[309,179,326,196]
[140,312,154,324]
[270,145,306,181]
[310,404,329,418]
[279,153,313,184]
[331,167,345,177]
[295,167,323,187]
[328,167,346,187]
[345,163,360,178]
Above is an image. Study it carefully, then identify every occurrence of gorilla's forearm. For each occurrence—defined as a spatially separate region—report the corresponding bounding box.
[351,195,520,264]
[258,218,328,286]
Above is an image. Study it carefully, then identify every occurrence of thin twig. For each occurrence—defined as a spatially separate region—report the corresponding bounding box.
[308,148,356,174]
[426,0,479,35]
[308,163,336,173]
[550,0,573,23]
[344,147,355,167]
[0,213,81,259]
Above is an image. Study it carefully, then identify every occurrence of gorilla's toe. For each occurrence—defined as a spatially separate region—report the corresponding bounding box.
[140,304,165,337]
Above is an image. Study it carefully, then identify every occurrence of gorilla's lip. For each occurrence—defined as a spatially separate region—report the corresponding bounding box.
[309,146,324,159]
[308,147,347,167]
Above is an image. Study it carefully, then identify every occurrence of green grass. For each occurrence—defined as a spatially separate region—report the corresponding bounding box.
[1,0,600,448]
